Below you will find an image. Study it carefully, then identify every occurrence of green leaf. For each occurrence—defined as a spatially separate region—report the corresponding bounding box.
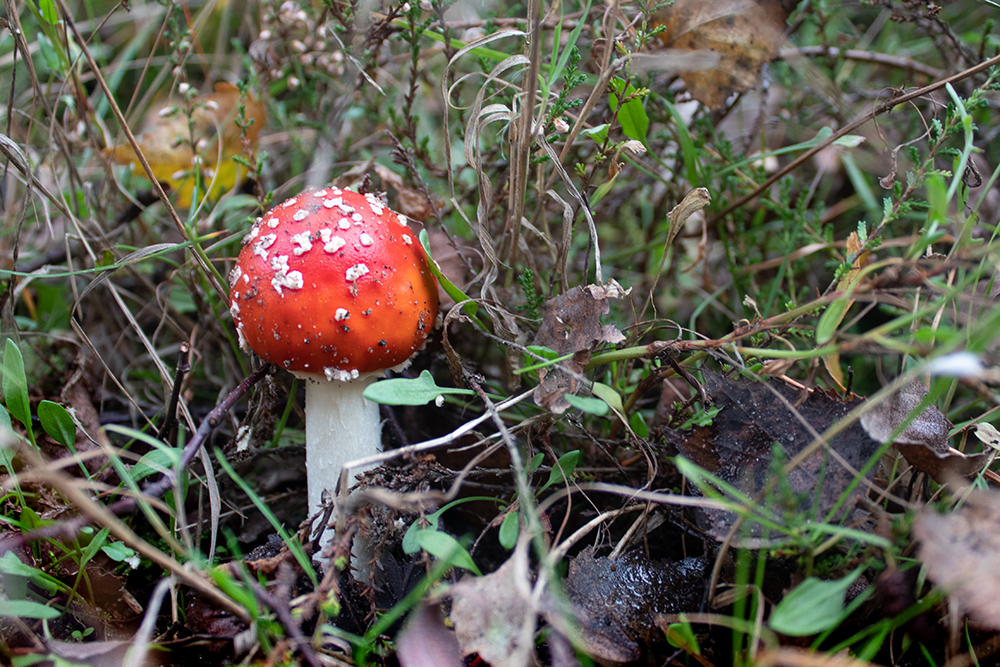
[590,381,624,414]
[609,79,648,144]
[0,552,60,593]
[580,123,609,143]
[362,370,475,406]
[526,452,545,475]
[564,393,609,415]
[124,447,181,484]
[516,348,574,375]
[412,529,481,575]
[0,405,16,470]
[542,450,581,490]
[102,541,137,563]
[498,511,520,549]
[664,617,701,655]
[526,345,559,360]
[816,295,852,345]
[0,600,61,620]
[630,411,648,438]
[402,496,503,554]
[590,171,619,206]
[769,568,862,636]
[38,0,59,25]
[37,401,76,449]
[2,339,32,437]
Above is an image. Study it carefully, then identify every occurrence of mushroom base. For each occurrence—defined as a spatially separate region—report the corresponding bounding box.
[301,372,380,557]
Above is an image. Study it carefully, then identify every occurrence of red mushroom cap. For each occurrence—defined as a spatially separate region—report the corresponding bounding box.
[229,187,439,380]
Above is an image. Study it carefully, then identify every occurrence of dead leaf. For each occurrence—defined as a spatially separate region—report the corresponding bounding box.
[651,0,799,109]
[449,545,535,667]
[666,371,881,543]
[42,639,136,667]
[105,82,265,208]
[532,281,628,413]
[563,546,707,663]
[860,379,952,451]
[398,604,463,667]
[914,492,1000,630]
[823,231,871,389]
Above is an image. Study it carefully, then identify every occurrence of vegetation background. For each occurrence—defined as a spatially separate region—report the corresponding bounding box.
[2,0,1000,665]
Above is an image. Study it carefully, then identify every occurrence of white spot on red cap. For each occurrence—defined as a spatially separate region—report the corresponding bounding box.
[323,198,339,209]
[360,233,374,246]
[352,213,363,223]
[253,233,277,260]
[396,214,409,227]
[324,367,359,382]
[270,255,303,295]
[267,217,280,228]
[337,202,355,215]
[369,202,384,216]
[335,308,350,321]
[242,226,260,245]
[282,197,298,208]
[236,322,248,351]
[345,263,369,282]
[338,217,351,230]
[402,234,413,245]
[291,231,313,255]
[319,228,346,253]
[313,189,327,198]
[228,265,243,286]
[293,209,308,222]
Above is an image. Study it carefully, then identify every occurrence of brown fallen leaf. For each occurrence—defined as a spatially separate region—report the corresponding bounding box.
[398,603,463,667]
[914,492,1000,630]
[563,546,707,663]
[532,281,628,414]
[666,370,881,543]
[651,0,799,109]
[860,379,951,452]
[448,544,536,667]
[105,82,265,208]
[859,379,991,482]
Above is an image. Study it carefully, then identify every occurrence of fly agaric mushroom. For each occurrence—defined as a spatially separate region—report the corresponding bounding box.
[229,187,438,552]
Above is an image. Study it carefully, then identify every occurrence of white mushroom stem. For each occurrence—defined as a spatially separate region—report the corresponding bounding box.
[299,372,380,561]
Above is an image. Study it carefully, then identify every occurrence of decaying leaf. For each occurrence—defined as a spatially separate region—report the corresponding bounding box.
[563,546,707,663]
[105,82,265,208]
[449,545,536,667]
[532,281,628,413]
[859,379,989,482]
[666,371,881,543]
[860,379,951,451]
[398,603,463,667]
[651,0,799,109]
[914,492,1000,630]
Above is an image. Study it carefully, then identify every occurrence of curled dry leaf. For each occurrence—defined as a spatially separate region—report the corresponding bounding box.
[105,82,265,208]
[860,379,951,451]
[859,379,990,482]
[532,281,629,414]
[914,492,1000,630]
[563,546,707,663]
[650,0,799,109]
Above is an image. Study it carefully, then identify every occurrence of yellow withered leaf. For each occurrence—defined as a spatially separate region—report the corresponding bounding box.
[105,82,265,208]
[823,231,871,390]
